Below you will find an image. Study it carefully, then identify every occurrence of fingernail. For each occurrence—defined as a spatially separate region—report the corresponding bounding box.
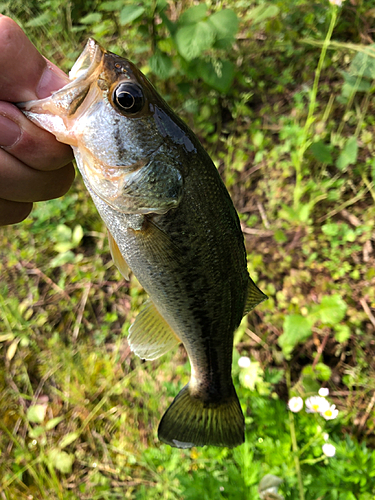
[37,63,69,99]
[0,115,21,147]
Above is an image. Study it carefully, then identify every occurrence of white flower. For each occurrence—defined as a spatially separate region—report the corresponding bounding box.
[305,396,330,413]
[288,397,304,413]
[318,387,329,397]
[322,443,336,457]
[321,404,339,420]
[329,0,343,6]
[238,356,251,369]
[323,433,329,441]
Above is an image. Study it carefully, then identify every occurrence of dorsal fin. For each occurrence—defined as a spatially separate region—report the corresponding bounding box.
[243,277,267,315]
[108,230,130,280]
[128,300,181,360]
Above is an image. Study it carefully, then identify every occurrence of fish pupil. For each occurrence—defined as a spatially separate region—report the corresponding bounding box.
[113,83,144,114]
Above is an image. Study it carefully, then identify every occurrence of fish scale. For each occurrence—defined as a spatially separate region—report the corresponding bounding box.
[18,39,267,448]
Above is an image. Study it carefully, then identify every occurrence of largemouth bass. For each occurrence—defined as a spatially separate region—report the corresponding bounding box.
[18,39,266,448]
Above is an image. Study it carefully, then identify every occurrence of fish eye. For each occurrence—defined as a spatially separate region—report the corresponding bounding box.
[113,83,144,114]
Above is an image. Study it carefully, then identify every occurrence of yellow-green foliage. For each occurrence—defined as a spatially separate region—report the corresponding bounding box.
[1,0,375,498]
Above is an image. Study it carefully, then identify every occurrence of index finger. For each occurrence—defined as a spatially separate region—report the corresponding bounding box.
[0,15,69,102]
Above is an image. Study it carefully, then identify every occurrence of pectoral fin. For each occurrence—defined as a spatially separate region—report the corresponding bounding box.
[108,230,130,280]
[128,300,181,360]
[131,217,182,269]
[243,277,267,315]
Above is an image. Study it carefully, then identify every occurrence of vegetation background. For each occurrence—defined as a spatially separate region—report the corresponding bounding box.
[1,0,375,498]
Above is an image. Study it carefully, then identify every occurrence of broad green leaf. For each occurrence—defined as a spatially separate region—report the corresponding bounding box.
[79,13,102,25]
[92,21,114,37]
[246,4,280,24]
[50,251,76,268]
[6,339,20,361]
[72,225,84,247]
[45,416,64,431]
[340,71,372,97]
[334,324,351,343]
[149,51,174,79]
[119,5,145,26]
[297,203,311,223]
[252,131,264,148]
[55,224,72,241]
[349,45,375,79]
[278,314,312,358]
[175,22,215,61]
[274,229,288,243]
[0,333,14,342]
[156,0,168,9]
[27,404,47,424]
[48,449,74,474]
[157,38,175,53]
[310,140,333,164]
[25,12,52,27]
[179,3,208,25]
[309,294,347,326]
[29,426,46,438]
[99,0,123,11]
[301,370,320,394]
[59,431,79,448]
[198,59,235,93]
[279,203,311,223]
[54,242,73,254]
[314,363,332,381]
[322,223,340,237]
[336,136,358,171]
[208,9,238,47]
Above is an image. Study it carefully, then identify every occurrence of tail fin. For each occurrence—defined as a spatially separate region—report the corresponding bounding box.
[158,384,244,448]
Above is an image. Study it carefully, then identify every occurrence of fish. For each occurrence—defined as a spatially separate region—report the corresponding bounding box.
[18,39,267,448]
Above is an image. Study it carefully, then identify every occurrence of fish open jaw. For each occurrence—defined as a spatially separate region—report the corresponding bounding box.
[69,38,104,82]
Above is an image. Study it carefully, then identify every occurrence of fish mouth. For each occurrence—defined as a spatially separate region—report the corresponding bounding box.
[69,38,104,82]
[17,39,105,118]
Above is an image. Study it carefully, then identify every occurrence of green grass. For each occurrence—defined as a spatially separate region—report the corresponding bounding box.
[1,0,375,498]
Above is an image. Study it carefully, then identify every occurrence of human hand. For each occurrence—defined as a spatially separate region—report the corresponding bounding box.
[0,16,75,226]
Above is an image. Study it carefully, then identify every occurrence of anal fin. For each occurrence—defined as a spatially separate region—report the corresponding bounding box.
[128,300,180,360]
[108,230,130,280]
[244,277,267,315]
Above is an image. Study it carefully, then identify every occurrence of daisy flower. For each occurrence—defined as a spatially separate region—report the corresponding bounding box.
[305,396,330,413]
[288,397,303,413]
[321,404,339,420]
[318,387,329,397]
[322,443,336,457]
[238,356,251,369]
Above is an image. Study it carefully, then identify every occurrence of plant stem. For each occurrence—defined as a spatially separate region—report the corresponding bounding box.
[299,455,326,466]
[286,368,305,500]
[304,7,338,135]
[293,6,338,211]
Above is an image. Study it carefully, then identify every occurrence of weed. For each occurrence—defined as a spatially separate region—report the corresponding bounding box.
[2,0,375,498]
